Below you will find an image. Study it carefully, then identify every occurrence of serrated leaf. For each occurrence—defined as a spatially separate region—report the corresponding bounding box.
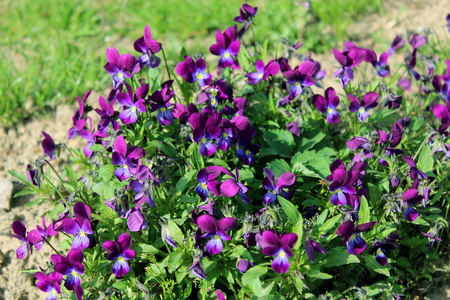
[278,197,300,225]
[321,248,360,267]
[266,159,291,178]
[295,128,326,152]
[365,256,390,276]
[175,170,197,194]
[359,196,370,224]
[292,217,304,250]
[318,215,340,235]
[168,249,184,273]
[167,221,184,244]
[262,129,295,157]
[134,243,159,255]
[242,266,268,286]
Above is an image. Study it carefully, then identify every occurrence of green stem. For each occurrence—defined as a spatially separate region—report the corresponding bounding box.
[42,237,62,255]
[160,46,172,81]
[44,159,64,183]
[42,174,73,216]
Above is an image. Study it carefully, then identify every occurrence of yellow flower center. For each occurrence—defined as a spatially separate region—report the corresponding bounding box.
[201,138,207,144]
[215,235,220,240]
[196,73,203,80]
[72,270,77,277]
[336,188,341,193]
[359,107,365,113]
[80,230,85,237]
[327,108,333,114]
[212,99,217,106]
[295,82,300,87]
[118,256,124,263]
[377,249,382,255]
[272,190,277,194]
[161,107,166,112]
[52,290,57,296]
[223,132,228,137]
[351,234,356,239]
[201,183,206,189]
[123,164,128,169]
[224,52,230,58]
[258,74,263,79]
[279,251,286,258]
[131,106,136,112]
[118,72,124,78]
[245,150,250,155]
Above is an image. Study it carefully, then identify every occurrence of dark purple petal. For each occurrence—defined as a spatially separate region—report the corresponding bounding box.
[271,253,290,273]
[312,94,327,113]
[220,179,240,197]
[112,259,130,277]
[205,237,224,255]
[197,215,218,234]
[127,208,147,232]
[118,232,133,251]
[347,234,366,255]
[218,218,237,232]
[102,240,120,255]
[337,221,355,242]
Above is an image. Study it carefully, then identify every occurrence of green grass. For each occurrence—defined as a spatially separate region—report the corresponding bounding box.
[1,0,384,126]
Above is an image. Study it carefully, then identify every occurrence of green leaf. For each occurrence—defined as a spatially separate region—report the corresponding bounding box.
[262,129,295,157]
[89,144,105,152]
[112,281,128,291]
[167,221,184,244]
[242,266,268,286]
[293,277,304,293]
[321,248,360,267]
[238,45,251,71]
[306,268,333,279]
[278,197,300,225]
[168,249,184,273]
[134,243,160,255]
[239,169,254,182]
[315,209,329,228]
[367,182,381,204]
[292,216,304,250]
[318,215,340,235]
[145,141,178,158]
[359,196,370,224]
[417,145,433,173]
[295,128,326,152]
[365,256,390,277]
[266,159,291,178]
[261,39,269,61]
[175,170,197,193]
[291,151,332,179]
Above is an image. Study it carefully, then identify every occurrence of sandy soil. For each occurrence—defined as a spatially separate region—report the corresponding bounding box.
[1,0,449,299]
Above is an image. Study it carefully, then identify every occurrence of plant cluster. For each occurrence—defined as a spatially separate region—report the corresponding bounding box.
[10,4,450,299]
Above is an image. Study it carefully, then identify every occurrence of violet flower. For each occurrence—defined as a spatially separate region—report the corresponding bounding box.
[176,56,212,87]
[148,80,175,126]
[188,112,222,157]
[198,80,229,109]
[234,4,258,24]
[365,49,390,77]
[286,121,301,137]
[220,167,250,204]
[262,168,296,205]
[95,96,119,133]
[102,232,135,277]
[237,259,254,273]
[247,60,280,84]
[26,163,40,189]
[197,214,237,255]
[51,248,84,291]
[256,230,298,274]
[129,165,159,209]
[329,168,360,206]
[236,126,261,165]
[62,214,92,250]
[369,241,396,266]
[126,207,148,232]
[104,48,139,89]
[111,135,145,182]
[348,92,379,123]
[402,188,424,221]
[422,228,442,251]
[189,260,207,279]
[27,216,50,251]
[36,271,62,300]
[409,34,426,50]
[41,131,56,160]
[333,42,366,88]
[337,221,376,255]
[402,155,427,188]
[133,25,161,69]
[306,238,327,263]
[388,35,405,56]
[282,61,316,98]
[195,166,222,201]
[312,87,340,124]
[116,88,146,125]
[210,26,241,69]
[10,220,31,259]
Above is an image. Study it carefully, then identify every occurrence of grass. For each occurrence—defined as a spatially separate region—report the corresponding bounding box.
[1,0,384,126]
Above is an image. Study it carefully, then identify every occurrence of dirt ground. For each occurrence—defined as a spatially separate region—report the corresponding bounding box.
[1,0,449,298]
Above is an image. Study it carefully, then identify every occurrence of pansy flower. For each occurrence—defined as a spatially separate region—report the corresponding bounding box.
[195,166,222,201]
[149,80,175,126]
[256,230,298,274]
[236,126,261,165]
[306,238,327,263]
[369,241,397,266]
[116,84,147,125]
[41,131,57,160]
[282,61,316,98]
[348,91,379,123]
[10,220,31,259]
[95,96,119,133]
[210,26,241,69]
[102,232,135,277]
[111,135,145,182]
[333,42,366,88]
[176,56,212,87]
[262,168,296,205]
[189,260,207,279]
[329,168,360,206]
[337,221,376,255]
[247,60,280,84]
[402,155,427,188]
[36,271,63,300]
[365,49,390,77]
[197,215,237,255]
[388,35,405,56]
[62,202,93,250]
[133,25,161,68]
[188,112,222,157]
[402,188,424,221]
[129,165,160,209]
[51,249,84,291]
[220,167,250,204]
[27,216,51,251]
[312,87,340,124]
[104,48,139,89]
[237,259,254,273]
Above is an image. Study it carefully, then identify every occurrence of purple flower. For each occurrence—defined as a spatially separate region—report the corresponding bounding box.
[95,96,120,133]
[210,26,241,69]
[337,221,376,255]
[126,207,148,232]
[237,259,254,273]
[116,88,146,125]
[409,34,426,50]
[256,230,298,274]
[195,166,223,201]
[27,216,51,251]
[402,155,427,188]
[234,4,258,23]
[26,164,40,189]
[189,112,222,157]
[36,271,63,300]
[369,242,396,266]
[104,48,139,89]
[236,126,261,165]
[102,232,135,277]
[365,49,390,77]
[10,220,31,259]
[62,204,93,250]
[189,260,207,279]
[133,25,161,69]
[306,238,327,263]
[286,121,301,137]
[402,188,424,221]
[388,35,405,55]
[129,165,159,209]
[51,249,84,291]
[41,131,56,160]
[333,42,366,88]
[220,167,250,204]
[329,168,359,206]
[348,92,379,123]
[149,80,175,126]
[422,229,442,251]
[262,168,296,205]
[176,56,212,87]
[247,60,280,84]
[282,61,316,98]
[197,215,237,255]
[111,136,145,182]
[312,87,340,124]
[447,14,450,34]
[398,78,412,92]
